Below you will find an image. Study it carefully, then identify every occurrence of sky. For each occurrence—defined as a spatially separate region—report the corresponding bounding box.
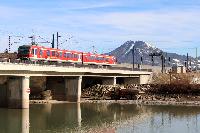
[0,0,200,56]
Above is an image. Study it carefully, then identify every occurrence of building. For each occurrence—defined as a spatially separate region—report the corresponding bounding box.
[171,65,186,73]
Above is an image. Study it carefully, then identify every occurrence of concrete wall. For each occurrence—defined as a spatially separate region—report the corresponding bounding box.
[0,76,7,107]
[140,75,151,84]
[102,77,116,85]
[7,76,30,109]
[82,77,103,89]
[30,76,46,94]
[46,76,82,102]
[46,77,66,101]
[123,77,140,85]
[65,76,82,102]
[115,63,170,73]
[0,63,152,76]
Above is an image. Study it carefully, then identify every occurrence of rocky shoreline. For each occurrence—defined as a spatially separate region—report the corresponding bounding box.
[30,83,200,106]
[30,98,200,106]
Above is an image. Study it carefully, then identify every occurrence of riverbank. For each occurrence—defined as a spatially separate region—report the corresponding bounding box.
[30,72,200,106]
[30,98,200,106]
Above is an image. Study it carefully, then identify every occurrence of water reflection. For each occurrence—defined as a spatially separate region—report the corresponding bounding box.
[0,109,29,133]
[0,104,200,133]
[30,103,82,132]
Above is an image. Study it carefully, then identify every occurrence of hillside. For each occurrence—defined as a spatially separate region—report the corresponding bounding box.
[109,41,198,68]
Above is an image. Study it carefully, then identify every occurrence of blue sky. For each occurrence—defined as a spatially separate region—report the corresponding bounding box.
[0,0,200,56]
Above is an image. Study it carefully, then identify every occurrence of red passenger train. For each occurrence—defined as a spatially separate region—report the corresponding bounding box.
[17,45,117,65]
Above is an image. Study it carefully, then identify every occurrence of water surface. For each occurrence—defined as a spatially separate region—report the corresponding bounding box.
[0,103,200,133]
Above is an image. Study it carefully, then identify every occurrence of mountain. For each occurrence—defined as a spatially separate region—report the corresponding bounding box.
[108,40,198,67]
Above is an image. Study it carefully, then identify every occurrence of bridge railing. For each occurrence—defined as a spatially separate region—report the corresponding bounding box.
[0,59,152,72]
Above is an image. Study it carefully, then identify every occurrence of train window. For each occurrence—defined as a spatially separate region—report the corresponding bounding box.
[40,50,43,56]
[52,51,55,56]
[90,56,95,60]
[105,58,110,62]
[74,54,78,58]
[47,50,50,56]
[96,57,103,61]
[80,54,83,59]
[64,53,67,58]
[66,53,71,58]
[56,52,59,57]
[79,54,83,59]
[34,49,37,55]
[59,52,62,57]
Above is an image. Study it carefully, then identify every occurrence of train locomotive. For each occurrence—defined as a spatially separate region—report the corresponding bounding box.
[17,45,117,65]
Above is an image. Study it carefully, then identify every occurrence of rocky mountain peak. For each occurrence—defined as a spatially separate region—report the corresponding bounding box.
[109,40,198,68]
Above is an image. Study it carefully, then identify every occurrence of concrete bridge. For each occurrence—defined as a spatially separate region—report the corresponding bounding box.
[0,62,152,109]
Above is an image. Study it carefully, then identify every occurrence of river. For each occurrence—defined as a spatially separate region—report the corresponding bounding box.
[0,103,200,133]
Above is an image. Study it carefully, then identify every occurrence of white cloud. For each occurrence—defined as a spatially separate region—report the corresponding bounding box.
[0,5,28,19]
[81,9,200,49]
[0,1,200,55]
[91,10,200,34]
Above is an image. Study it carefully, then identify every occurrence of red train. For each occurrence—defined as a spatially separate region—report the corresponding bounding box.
[17,45,117,65]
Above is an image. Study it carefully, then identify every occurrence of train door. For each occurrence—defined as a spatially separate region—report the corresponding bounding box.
[78,53,82,63]
[33,47,38,59]
[58,51,63,61]
[63,51,67,62]
[46,49,50,60]
[105,57,110,64]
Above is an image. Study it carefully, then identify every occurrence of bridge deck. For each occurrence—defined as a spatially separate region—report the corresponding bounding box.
[0,61,151,77]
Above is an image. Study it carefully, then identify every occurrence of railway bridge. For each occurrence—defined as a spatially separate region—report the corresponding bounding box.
[0,61,152,109]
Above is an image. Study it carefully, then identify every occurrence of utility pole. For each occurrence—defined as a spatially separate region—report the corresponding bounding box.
[92,45,95,53]
[8,35,23,52]
[52,34,55,48]
[168,57,171,67]
[8,36,11,52]
[161,54,164,73]
[140,56,143,69]
[186,53,189,70]
[149,52,163,72]
[162,55,165,73]
[132,45,135,70]
[196,47,198,72]
[29,35,36,45]
[56,32,61,49]
[57,32,59,49]
[151,55,154,66]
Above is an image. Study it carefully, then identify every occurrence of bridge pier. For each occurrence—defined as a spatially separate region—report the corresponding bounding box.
[0,76,8,107]
[7,76,30,109]
[65,76,82,102]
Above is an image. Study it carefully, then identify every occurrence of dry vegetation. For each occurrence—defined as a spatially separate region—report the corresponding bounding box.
[151,72,200,84]
[149,72,200,95]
